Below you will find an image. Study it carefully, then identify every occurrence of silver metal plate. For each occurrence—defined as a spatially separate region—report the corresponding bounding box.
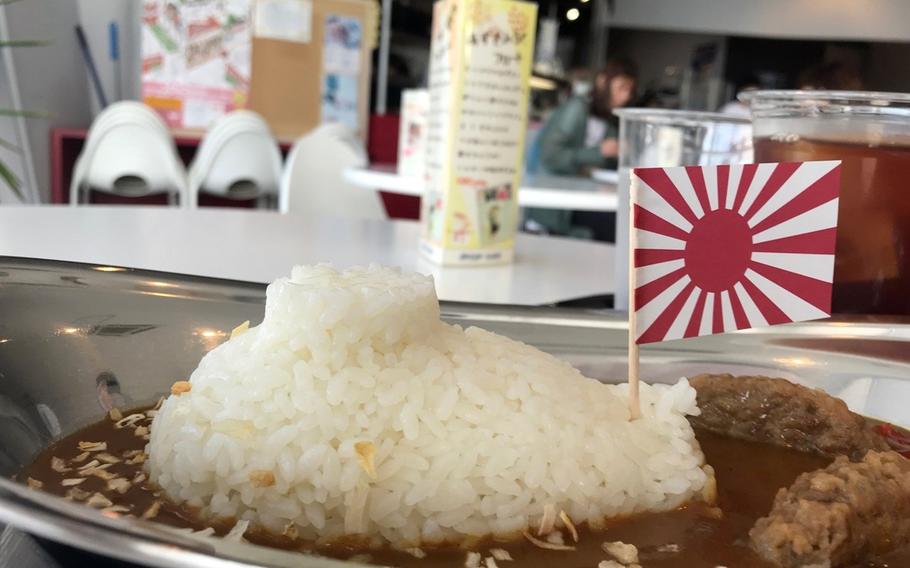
[0,257,908,567]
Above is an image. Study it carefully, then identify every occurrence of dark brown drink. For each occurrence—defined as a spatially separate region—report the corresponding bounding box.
[754,136,910,315]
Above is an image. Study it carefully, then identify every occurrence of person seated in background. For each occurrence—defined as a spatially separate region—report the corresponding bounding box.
[525,57,637,239]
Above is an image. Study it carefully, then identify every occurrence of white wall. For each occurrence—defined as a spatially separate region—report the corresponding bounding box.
[611,0,910,42]
[75,0,142,113]
[0,46,33,203]
[3,0,93,202]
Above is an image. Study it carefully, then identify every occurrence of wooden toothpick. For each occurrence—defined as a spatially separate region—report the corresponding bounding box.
[628,172,641,420]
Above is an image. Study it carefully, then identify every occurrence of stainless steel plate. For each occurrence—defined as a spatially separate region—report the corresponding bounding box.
[0,257,908,567]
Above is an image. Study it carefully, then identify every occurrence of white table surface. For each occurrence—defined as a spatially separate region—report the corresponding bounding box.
[344,165,618,212]
[0,206,615,306]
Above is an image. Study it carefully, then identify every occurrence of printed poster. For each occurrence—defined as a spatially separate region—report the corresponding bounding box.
[320,14,361,131]
[141,0,253,130]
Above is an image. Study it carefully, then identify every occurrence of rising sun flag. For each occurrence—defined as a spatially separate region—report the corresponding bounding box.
[630,160,841,345]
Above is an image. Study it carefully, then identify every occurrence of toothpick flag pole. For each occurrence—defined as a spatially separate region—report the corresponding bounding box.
[628,172,641,420]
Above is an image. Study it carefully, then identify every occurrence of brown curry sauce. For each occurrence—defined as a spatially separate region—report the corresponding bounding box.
[17,406,910,568]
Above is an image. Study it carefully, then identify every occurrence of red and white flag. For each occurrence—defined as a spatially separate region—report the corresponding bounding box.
[631,160,841,345]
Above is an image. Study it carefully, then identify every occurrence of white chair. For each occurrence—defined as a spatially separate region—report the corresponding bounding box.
[279,123,385,219]
[70,102,187,205]
[187,111,283,208]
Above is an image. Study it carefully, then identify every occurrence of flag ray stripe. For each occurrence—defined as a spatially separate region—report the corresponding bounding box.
[733,282,769,328]
[739,276,791,326]
[637,282,697,344]
[700,292,715,336]
[665,167,706,219]
[731,164,758,212]
[636,259,686,286]
[712,293,723,334]
[748,161,839,228]
[727,286,751,330]
[745,268,829,322]
[748,261,833,313]
[635,267,689,309]
[743,162,802,223]
[634,205,691,241]
[725,164,744,210]
[720,291,736,332]
[751,252,835,282]
[635,248,685,267]
[750,167,841,235]
[633,168,701,226]
[637,229,686,250]
[703,166,719,211]
[663,285,703,342]
[752,228,837,254]
[737,163,776,215]
[634,176,694,233]
[752,199,839,243]
[716,165,729,212]
[635,275,691,340]
[685,166,713,214]
[685,289,708,338]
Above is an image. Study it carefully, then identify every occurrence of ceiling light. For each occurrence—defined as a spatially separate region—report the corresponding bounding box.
[566,8,579,21]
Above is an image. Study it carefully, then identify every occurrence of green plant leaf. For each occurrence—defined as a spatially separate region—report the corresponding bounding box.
[0,137,19,153]
[0,40,51,47]
[0,159,25,202]
[0,108,51,119]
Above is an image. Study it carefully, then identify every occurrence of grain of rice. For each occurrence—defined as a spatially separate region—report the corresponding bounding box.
[142,501,161,519]
[77,460,100,471]
[490,548,512,561]
[537,503,557,536]
[109,408,123,421]
[115,414,145,429]
[231,321,250,339]
[523,530,575,551]
[464,551,482,568]
[86,493,113,509]
[78,441,106,452]
[602,541,639,565]
[66,487,90,501]
[249,470,275,488]
[405,548,426,558]
[51,457,69,473]
[225,519,250,542]
[559,510,578,543]
[61,478,86,486]
[107,478,131,494]
[71,452,90,463]
[26,477,42,489]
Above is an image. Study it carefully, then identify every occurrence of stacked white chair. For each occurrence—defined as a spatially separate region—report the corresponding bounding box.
[280,123,385,219]
[187,110,283,209]
[69,102,187,205]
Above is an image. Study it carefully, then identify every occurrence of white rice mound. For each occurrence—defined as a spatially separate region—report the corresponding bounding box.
[147,264,711,547]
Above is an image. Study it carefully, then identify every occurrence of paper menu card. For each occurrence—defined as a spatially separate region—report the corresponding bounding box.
[141,0,253,130]
[420,0,537,266]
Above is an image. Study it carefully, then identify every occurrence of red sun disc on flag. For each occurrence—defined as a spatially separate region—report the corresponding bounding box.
[631,160,841,345]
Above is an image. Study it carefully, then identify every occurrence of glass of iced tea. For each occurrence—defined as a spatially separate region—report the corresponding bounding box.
[742,90,910,315]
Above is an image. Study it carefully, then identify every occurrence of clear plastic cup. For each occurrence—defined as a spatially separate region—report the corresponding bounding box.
[742,90,910,315]
[613,108,753,311]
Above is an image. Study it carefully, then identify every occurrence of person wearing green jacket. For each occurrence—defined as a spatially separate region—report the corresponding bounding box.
[526,57,637,238]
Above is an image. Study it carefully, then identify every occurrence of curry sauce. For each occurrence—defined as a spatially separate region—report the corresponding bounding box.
[17,406,909,567]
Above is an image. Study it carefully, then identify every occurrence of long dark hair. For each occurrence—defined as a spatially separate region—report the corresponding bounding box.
[590,57,638,119]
